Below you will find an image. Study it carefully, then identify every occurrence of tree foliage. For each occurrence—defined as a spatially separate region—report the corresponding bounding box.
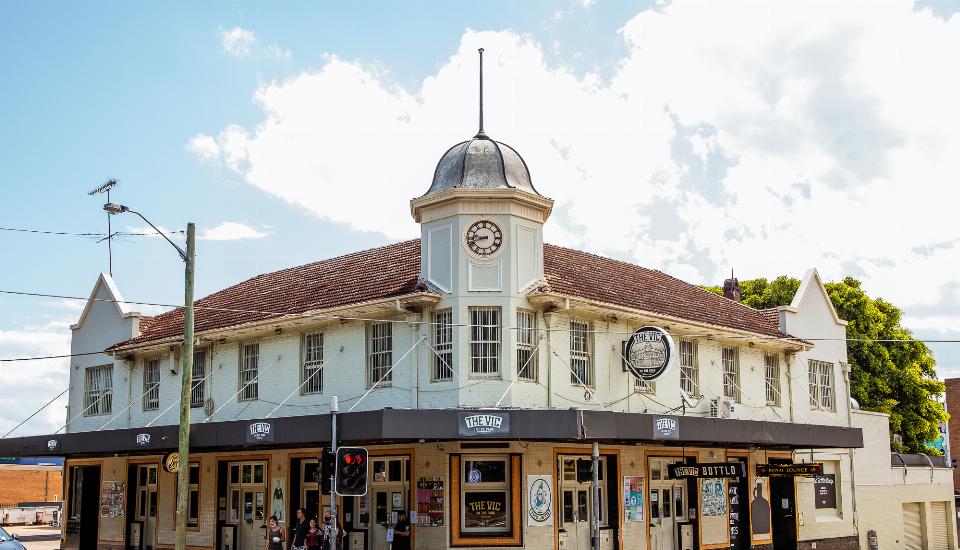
[704,276,946,453]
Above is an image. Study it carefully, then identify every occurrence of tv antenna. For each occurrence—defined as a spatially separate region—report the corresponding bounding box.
[88,179,118,276]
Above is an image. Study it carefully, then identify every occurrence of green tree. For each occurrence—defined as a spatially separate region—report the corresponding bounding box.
[704,276,946,454]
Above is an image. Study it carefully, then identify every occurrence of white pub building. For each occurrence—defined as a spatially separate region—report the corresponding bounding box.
[3,56,956,550]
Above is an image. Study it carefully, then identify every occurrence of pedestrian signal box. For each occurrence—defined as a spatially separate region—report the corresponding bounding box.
[335,447,368,496]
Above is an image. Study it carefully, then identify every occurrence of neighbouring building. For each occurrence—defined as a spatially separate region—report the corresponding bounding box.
[0,457,63,508]
[1,58,952,550]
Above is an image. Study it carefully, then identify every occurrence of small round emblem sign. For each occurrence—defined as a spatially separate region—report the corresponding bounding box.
[624,326,675,381]
[162,452,180,474]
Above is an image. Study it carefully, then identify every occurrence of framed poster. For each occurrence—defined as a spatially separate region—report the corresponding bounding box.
[750,477,771,538]
[527,475,553,526]
[417,477,445,526]
[623,476,644,522]
[701,479,726,517]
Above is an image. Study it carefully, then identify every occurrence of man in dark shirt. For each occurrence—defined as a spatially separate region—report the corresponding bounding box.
[392,511,411,550]
[289,507,309,550]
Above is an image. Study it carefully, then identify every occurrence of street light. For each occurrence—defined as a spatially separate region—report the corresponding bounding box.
[104,202,195,550]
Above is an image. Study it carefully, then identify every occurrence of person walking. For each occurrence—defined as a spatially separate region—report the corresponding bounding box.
[392,511,411,550]
[265,515,285,550]
[289,507,309,550]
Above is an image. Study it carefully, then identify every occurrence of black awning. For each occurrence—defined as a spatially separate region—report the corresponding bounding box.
[0,408,862,458]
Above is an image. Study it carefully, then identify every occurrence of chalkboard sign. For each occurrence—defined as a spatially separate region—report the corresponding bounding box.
[814,474,837,509]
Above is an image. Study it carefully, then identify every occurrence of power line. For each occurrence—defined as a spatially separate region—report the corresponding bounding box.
[0,226,184,238]
[0,351,108,363]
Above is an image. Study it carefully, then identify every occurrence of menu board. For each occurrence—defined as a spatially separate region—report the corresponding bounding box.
[100,481,125,518]
[463,492,507,529]
[814,474,837,509]
[416,477,445,526]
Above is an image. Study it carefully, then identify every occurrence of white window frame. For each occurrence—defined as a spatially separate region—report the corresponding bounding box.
[432,309,454,381]
[460,455,512,535]
[301,332,324,395]
[764,352,781,406]
[809,360,836,411]
[722,346,741,402]
[470,307,501,376]
[366,321,393,387]
[190,349,208,408]
[516,309,538,382]
[239,342,259,401]
[679,339,699,397]
[143,357,161,411]
[569,319,593,387]
[84,365,113,416]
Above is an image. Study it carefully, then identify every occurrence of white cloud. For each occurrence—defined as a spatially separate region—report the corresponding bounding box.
[192,2,960,375]
[199,222,268,241]
[221,26,256,58]
[187,133,220,160]
[267,44,292,60]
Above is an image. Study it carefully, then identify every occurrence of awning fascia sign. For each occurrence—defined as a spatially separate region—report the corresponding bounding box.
[756,463,824,477]
[667,462,745,479]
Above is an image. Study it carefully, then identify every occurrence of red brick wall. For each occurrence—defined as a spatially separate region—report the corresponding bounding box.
[0,467,63,507]
[945,378,960,489]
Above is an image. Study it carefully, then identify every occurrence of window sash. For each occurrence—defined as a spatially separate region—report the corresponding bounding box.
[679,339,699,396]
[301,333,324,394]
[143,359,161,411]
[516,310,538,381]
[432,310,454,381]
[84,365,113,416]
[569,320,593,386]
[764,353,781,406]
[809,360,835,411]
[366,322,393,387]
[190,350,207,407]
[722,347,740,402]
[239,343,259,401]
[460,457,511,534]
[470,307,501,376]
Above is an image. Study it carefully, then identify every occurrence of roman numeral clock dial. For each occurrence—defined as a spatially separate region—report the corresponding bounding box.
[465,219,504,257]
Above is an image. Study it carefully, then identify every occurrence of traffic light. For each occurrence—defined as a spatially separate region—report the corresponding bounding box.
[320,448,335,495]
[335,447,368,496]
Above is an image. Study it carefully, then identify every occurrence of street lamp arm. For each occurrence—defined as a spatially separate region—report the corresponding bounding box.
[128,209,190,263]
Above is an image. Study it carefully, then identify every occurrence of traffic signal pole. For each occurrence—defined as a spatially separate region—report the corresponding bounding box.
[330,395,339,550]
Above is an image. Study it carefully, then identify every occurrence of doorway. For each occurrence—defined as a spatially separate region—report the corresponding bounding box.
[65,465,101,550]
[647,458,689,550]
[133,464,158,550]
[225,461,268,550]
[358,455,409,550]
[557,455,613,550]
[727,458,749,550]
[768,459,797,550]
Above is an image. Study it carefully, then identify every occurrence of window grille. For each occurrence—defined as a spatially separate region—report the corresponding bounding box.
[190,349,207,407]
[84,365,113,416]
[366,322,393,387]
[634,376,655,393]
[516,310,538,381]
[239,342,259,401]
[569,319,593,386]
[764,352,781,406]
[722,346,740,402]
[809,360,835,411]
[679,339,699,396]
[432,310,453,381]
[301,333,324,394]
[143,358,160,411]
[470,307,501,375]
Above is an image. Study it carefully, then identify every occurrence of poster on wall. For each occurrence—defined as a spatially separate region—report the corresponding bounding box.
[527,475,553,526]
[750,477,771,537]
[814,474,837,509]
[623,476,644,522]
[416,477,445,526]
[700,479,727,517]
[100,481,125,518]
[271,478,285,524]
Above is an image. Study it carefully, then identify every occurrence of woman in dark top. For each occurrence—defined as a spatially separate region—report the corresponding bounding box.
[265,515,285,550]
[305,517,322,550]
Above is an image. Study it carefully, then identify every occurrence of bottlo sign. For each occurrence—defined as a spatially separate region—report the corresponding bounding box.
[624,327,675,381]
[755,463,824,477]
[667,462,746,479]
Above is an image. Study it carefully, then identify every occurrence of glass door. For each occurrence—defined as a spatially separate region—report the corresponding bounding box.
[226,462,267,550]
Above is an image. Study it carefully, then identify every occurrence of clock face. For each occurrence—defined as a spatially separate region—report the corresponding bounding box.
[465,219,504,257]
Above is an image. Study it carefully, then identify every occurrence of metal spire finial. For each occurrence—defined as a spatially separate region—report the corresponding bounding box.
[477,48,486,138]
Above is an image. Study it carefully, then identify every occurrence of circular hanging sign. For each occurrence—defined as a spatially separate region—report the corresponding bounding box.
[162,451,180,474]
[624,326,676,381]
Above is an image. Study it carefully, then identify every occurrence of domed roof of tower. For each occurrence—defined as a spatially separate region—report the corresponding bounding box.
[423,134,539,197]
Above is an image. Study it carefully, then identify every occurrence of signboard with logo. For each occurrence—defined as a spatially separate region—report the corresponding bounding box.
[135,433,152,447]
[755,463,823,477]
[667,462,745,479]
[458,412,510,437]
[247,421,274,443]
[464,492,507,529]
[623,326,676,381]
[162,452,180,474]
[814,474,837,509]
[652,415,680,440]
[527,475,553,526]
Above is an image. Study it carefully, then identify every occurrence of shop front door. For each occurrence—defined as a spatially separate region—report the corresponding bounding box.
[648,458,688,550]
[366,455,409,550]
[134,465,158,550]
[370,488,405,550]
[557,456,611,550]
[226,462,268,550]
[768,460,797,550]
[65,465,101,550]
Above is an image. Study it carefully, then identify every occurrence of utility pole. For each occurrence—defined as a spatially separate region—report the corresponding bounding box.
[175,222,196,550]
[330,395,339,550]
[592,442,600,550]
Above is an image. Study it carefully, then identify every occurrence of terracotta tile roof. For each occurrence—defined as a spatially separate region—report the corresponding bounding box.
[111,239,789,350]
[109,240,425,349]
[538,244,789,339]
[760,308,781,328]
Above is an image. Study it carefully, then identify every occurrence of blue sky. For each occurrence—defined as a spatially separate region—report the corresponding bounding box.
[2,0,959,435]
